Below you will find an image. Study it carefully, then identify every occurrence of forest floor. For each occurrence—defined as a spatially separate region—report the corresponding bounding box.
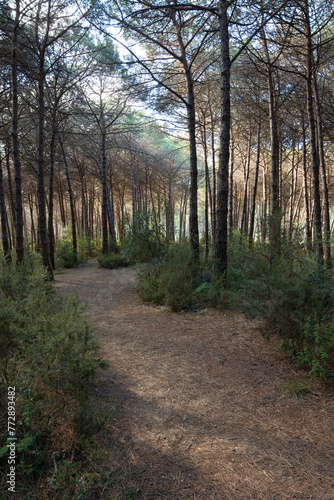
[55,262,334,500]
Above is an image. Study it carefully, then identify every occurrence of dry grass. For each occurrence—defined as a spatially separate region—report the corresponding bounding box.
[54,262,334,499]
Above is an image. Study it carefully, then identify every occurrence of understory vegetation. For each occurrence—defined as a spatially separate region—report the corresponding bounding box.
[0,254,112,498]
[138,231,334,382]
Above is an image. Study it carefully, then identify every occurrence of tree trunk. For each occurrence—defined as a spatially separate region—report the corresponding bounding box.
[100,124,109,254]
[12,0,24,263]
[210,111,217,251]
[301,114,312,249]
[215,0,230,274]
[60,137,77,262]
[303,0,323,265]
[107,169,116,244]
[48,109,57,269]
[131,158,136,232]
[0,155,11,261]
[201,117,211,258]
[249,118,261,247]
[171,10,199,257]
[261,27,280,261]
[37,50,53,277]
[28,190,36,249]
[241,127,252,234]
[228,133,234,232]
[313,76,330,267]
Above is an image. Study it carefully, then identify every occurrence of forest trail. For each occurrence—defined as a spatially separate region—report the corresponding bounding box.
[55,262,334,500]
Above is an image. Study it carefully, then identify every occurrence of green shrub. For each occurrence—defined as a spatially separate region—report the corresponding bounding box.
[78,232,101,259]
[241,252,333,341]
[55,228,87,268]
[281,317,334,380]
[121,213,166,263]
[0,253,103,494]
[97,251,129,269]
[138,241,199,311]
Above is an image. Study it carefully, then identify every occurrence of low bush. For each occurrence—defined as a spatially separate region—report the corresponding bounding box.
[0,253,104,496]
[138,241,199,311]
[97,251,129,269]
[281,317,334,380]
[121,214,166,263]
[55,227,94,269]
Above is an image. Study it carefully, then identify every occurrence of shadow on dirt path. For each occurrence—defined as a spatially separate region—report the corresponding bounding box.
[55,262,334,499]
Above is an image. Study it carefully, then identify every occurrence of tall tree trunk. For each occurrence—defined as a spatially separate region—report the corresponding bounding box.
[167,175,174,242]
[48,110,57,269]
[0,155,11,261]
[303,0,323,265]
[288,138,296,241]
[201,116,211,258]
[261,27,280,261]
[171,13,199,257]
[210,111,217,251]
[77,166,89,236]
[107,170,116,244]
[228,133,234,231]
[100,122,109,254]
[60,137,77,262]
[5,144,16,231]
[301,114,312,249]
[131,158,136,232]
[215,0,230,274]
[249,118,261,247]
[28,190,36,249]
[241,127,252,234]
[12,0,24,263]
[313,76,330,267]
[37,44,53,277]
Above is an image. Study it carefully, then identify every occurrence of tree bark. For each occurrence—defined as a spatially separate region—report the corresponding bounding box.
[301,114,312,249]
[313,76,330,267]
[303,0,323,265]
[261,27,280,261]
[60,137,77,262]
[249,118,261,247]
[215,0,230,274]
[0,155,11,261]
[12,0,24,263]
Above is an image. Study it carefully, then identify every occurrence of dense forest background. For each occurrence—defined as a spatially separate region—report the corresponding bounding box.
[1,0,334,497]
[1,0,333,273]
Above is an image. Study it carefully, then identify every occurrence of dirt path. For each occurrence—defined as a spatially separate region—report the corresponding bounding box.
[55,262,334,499]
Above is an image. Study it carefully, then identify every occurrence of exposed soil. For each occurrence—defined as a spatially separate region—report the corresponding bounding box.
[55,262,334,499]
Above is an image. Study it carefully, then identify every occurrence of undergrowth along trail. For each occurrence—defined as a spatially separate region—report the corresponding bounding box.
[56,262,334,499]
